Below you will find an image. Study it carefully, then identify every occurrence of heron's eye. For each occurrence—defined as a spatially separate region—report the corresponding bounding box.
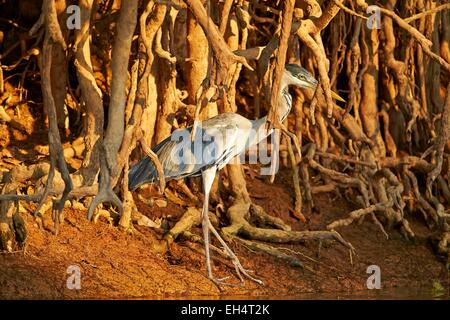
[298,74,306,80]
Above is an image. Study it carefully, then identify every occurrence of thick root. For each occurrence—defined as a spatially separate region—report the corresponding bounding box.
[232,236,304,268]
[223,200,355,252]
[0,191,26,251]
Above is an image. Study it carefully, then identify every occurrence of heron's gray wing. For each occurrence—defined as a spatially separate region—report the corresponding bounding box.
[128,155,155,190]
[160,119,240,179]
[128,131,185,190]
[129,112,246,189]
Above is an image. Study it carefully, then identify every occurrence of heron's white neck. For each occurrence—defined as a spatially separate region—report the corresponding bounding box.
[247,75,293,147]
[278,74,293,122]
[278,87,292,123]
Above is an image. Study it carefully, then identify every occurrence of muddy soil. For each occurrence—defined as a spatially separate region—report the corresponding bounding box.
[0,173,449,299]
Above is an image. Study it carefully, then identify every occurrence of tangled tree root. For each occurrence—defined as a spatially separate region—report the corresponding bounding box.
[0,177,27,252]
[437,232,450,259]
[165,197,355,279]
[223,201,354,252]
[1,0,450,286]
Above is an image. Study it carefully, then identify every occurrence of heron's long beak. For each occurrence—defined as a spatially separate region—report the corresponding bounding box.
[331,90,346,102]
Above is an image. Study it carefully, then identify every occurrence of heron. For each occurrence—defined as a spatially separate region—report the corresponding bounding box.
[128,64,344,285]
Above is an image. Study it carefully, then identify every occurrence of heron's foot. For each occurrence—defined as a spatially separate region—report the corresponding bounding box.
[207,223,264,286]
[226,250,264,286]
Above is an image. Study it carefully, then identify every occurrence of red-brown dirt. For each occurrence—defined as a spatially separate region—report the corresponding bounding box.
[0,173,449,298]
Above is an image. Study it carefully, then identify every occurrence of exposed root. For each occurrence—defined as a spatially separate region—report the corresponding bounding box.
[223,201,354,252]
[162,195,352,285]
[437,232,450,257]
[0,189,17,252]
[1,0,450,290]
[87,148,123,221]
[92,208,114,226]
[328,203,390,230]
[165,207,202,242]
[249,204,291,231]
[2,19,75,235]
[232,236,304,268]
[0,177,27,252]
[427,83,450,197]
[286,137,305,222]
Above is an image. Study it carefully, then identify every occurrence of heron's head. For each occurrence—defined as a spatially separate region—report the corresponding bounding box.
[283,64,345,102]
[284,64,318,89]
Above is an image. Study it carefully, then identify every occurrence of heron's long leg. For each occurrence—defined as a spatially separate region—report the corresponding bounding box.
[201,167,263,286]
[201,166,216,281]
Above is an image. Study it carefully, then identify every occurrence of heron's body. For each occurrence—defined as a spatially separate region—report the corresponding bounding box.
[128,64,336,285]
[128,87,296,190]
[130,113,257,189]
